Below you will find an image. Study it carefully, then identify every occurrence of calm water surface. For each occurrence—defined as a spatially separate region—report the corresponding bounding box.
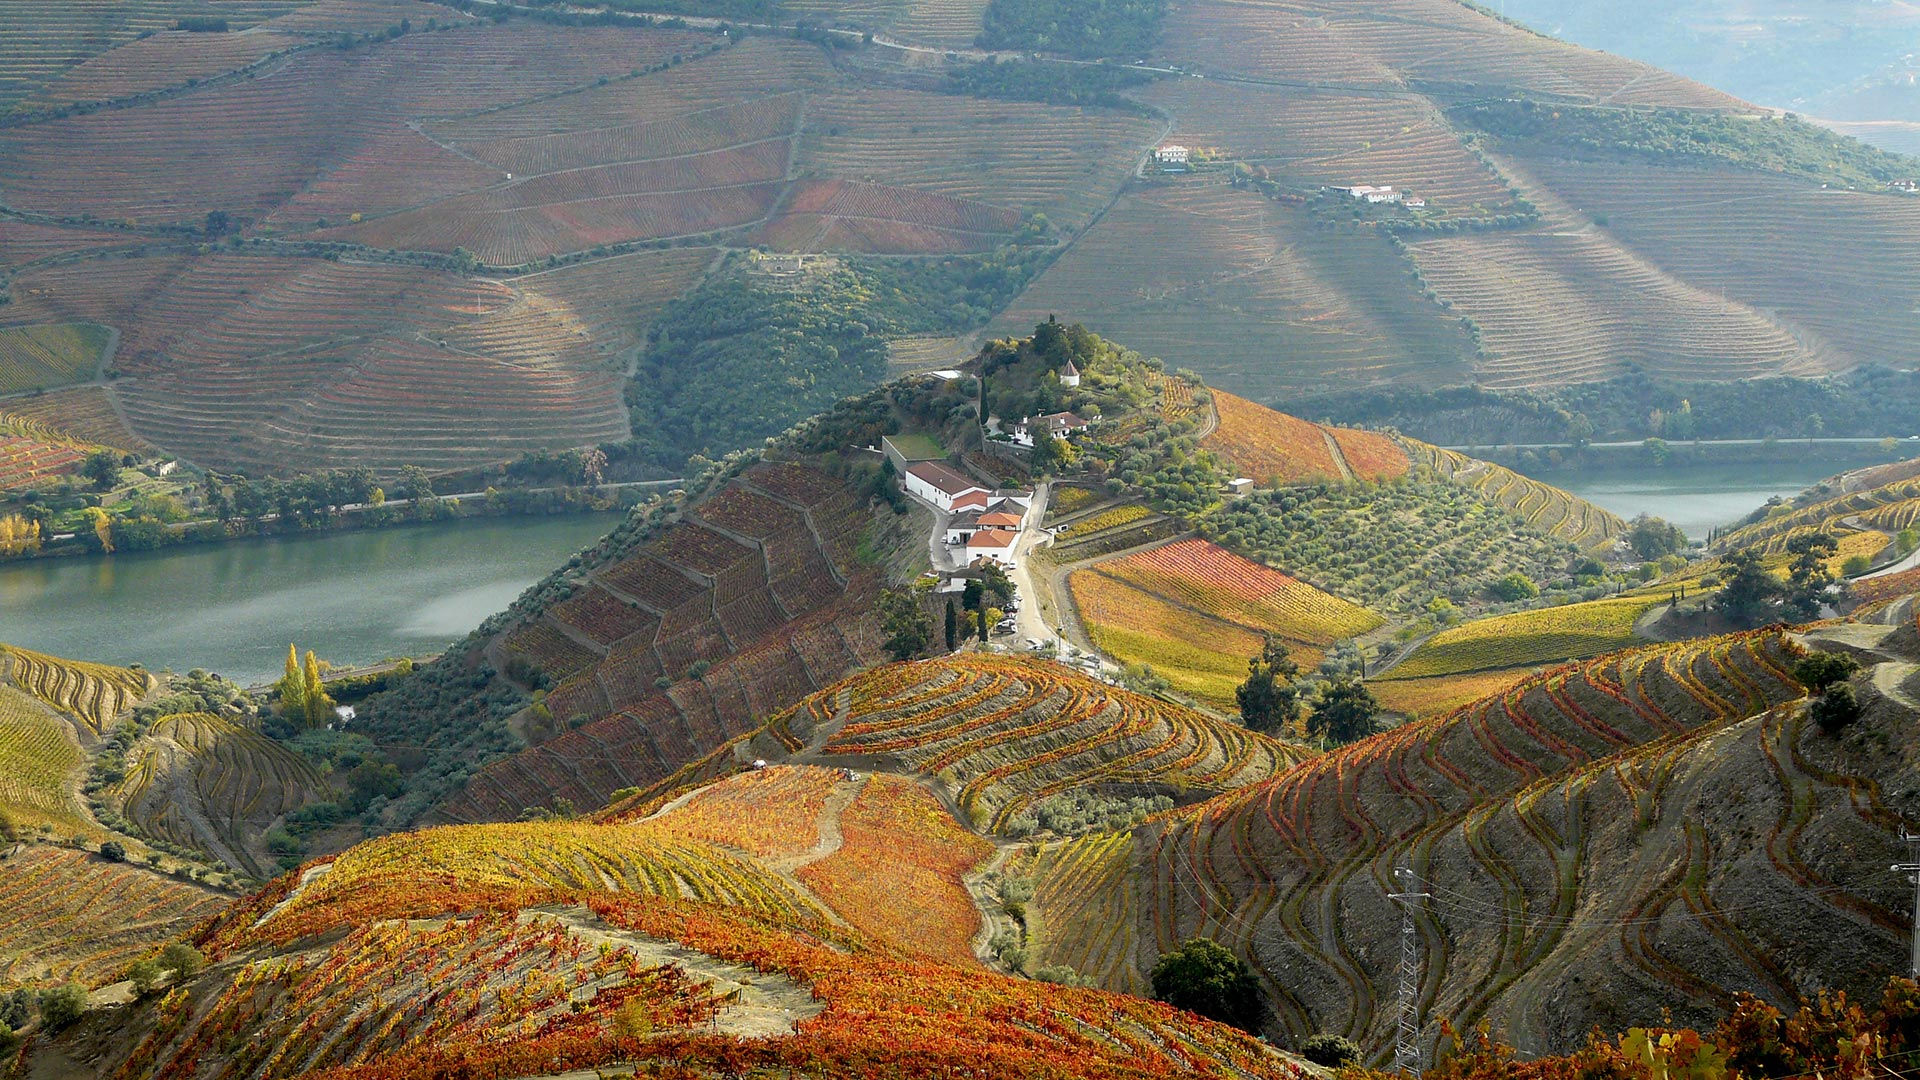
[1552,462,1839,542]
[0,516,616,685]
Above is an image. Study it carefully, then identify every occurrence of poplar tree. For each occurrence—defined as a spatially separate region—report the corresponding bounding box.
[302,650,334,728]
[276,644,306,718]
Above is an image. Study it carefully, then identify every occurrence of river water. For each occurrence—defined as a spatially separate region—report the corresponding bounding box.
[1551,462,1839,542]
[0,516,616,686]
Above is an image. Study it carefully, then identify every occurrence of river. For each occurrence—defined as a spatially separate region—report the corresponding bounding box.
[1551,462,1838,542]
[0,516,616,686]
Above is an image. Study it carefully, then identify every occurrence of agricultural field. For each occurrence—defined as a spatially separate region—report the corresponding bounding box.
[30,27,307,107]
[1404,441,1627,550]
[795,773,993,966]
[1716,473,1920,555]
[1404,222,1827,388]
[1,254,637,473]
[1138,79,1519,213]
[0,684,94,839]
[0,0,309,110]
[649,763,844,858]
[0,430,90,491]
[113,713,331,877]
[1380,591,1664,681]
[1518,158,1920,373]
[776,654,1301,830]
[434,461,889,824]
[0,846,225,988]
[1204,472,1589,615]
[0,643,153,737]
[1068,538,1381,705]
[1368,668,1533,719]
[1203,390,1409,485]
[1150,0,1740,106]
[0,387,146,451]
[0,323,110,395]
[1033,627,1915,1051]
[1055,503,1153,540]
[0,220,132,270]
[991,184,1477,399]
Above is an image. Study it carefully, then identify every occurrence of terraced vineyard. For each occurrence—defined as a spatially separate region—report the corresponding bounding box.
[1519,159,1920,372]
[440,461,889,824]
[0,846,224,988]
[1204,390,1409,485]
[0,322,110,394]
[1716,474,1920,554]
[1069,539,1383,706]
[169,841,1306,1080]
[1,253,638,472]
[31,27,307,107]
[991,184,1477,399]
[1031,629,1916,1050]
[1152,0,1740,106]
[0,643,153,737]
[122,911,726,1080]
[0,684,94,838]
[1405,225,1826,387]
[795,773,993,966]
[113,713,330,877]
[1380,591,1664,680]
[0,386,147,451]
[0,0,309,109]
[773,654,1303,831]
[1403,441,1627,550]
[252,818,830,942]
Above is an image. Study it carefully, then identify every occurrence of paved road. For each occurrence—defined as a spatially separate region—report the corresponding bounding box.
[1007,481,1056,649]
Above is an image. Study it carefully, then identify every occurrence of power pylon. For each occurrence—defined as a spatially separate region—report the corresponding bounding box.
[1894,830,1920,979]
[1387,864,1432,1077]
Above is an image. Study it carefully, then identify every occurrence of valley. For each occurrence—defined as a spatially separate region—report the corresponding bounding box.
[7,1,1920,1078]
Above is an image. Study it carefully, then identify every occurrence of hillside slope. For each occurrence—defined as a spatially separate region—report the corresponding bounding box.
[1026,626,1920,1054]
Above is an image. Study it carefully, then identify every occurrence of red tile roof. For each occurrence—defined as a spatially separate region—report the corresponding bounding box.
[905,461,984,497]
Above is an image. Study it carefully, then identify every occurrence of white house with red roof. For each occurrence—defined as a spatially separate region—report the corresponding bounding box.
[902,461,987,512]
[965,526,1018,568]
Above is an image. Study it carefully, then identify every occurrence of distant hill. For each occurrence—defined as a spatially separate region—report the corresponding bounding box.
[2,0,1919,480]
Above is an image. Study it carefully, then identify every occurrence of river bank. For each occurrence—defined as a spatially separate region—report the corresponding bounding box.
[0,515,619,685]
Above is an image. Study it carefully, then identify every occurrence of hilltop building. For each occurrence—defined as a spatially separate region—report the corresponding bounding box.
[1153,145,1190,172]
[1332,184,1402,204]
[1008,411,1091,448]
[902,461,987,512]
[1059,359,1081,387]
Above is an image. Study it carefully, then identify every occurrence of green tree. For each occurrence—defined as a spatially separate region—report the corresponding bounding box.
[158,943,205,981]
[1715,549,1782,628]
[1149,939,1263,1033]
[1308,677,1379,746]
[1628,514,1688,560]
[1811,682,1862,733]
[1031,434,1076,473]
[1489,572,1539,602]
[1300,1034,1361,1068]
[302,650,334,728]
[1235,635,1301,734]
[37,983,87,1029]
[1783,532,1838,622]
[1794,652,1861,694]
[127,959,166,998]
[81,450,122,492]
[275,644,307,718]
[878,588,934,661]
[944,599,958,651]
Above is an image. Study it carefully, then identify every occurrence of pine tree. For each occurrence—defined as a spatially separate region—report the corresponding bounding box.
[276,644,306,719]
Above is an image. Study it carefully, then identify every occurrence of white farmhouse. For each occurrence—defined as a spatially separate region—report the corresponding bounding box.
[966,527,1018,568]
[1059,359,1081,387]
[902,461,987,512]
[1153,145,1190,171]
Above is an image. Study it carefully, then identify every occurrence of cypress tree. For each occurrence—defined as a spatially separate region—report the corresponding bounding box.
[944,599,958,650]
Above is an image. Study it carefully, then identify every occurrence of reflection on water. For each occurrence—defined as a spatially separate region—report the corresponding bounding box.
[1550,462,1840,542]
[0,516,616,685]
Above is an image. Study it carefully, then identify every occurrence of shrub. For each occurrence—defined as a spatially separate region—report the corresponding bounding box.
[1149,938,1263,1033]
[1794,652,1861,694]
[1301,1033,1361,1068]
[1812,683,1862,733]
[1489,572,1539,601]
[97,840,125,862]
[37,983,87,1029]
[1843,554,1872,577]
[128,960,166,997]
[159,943,205,980]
